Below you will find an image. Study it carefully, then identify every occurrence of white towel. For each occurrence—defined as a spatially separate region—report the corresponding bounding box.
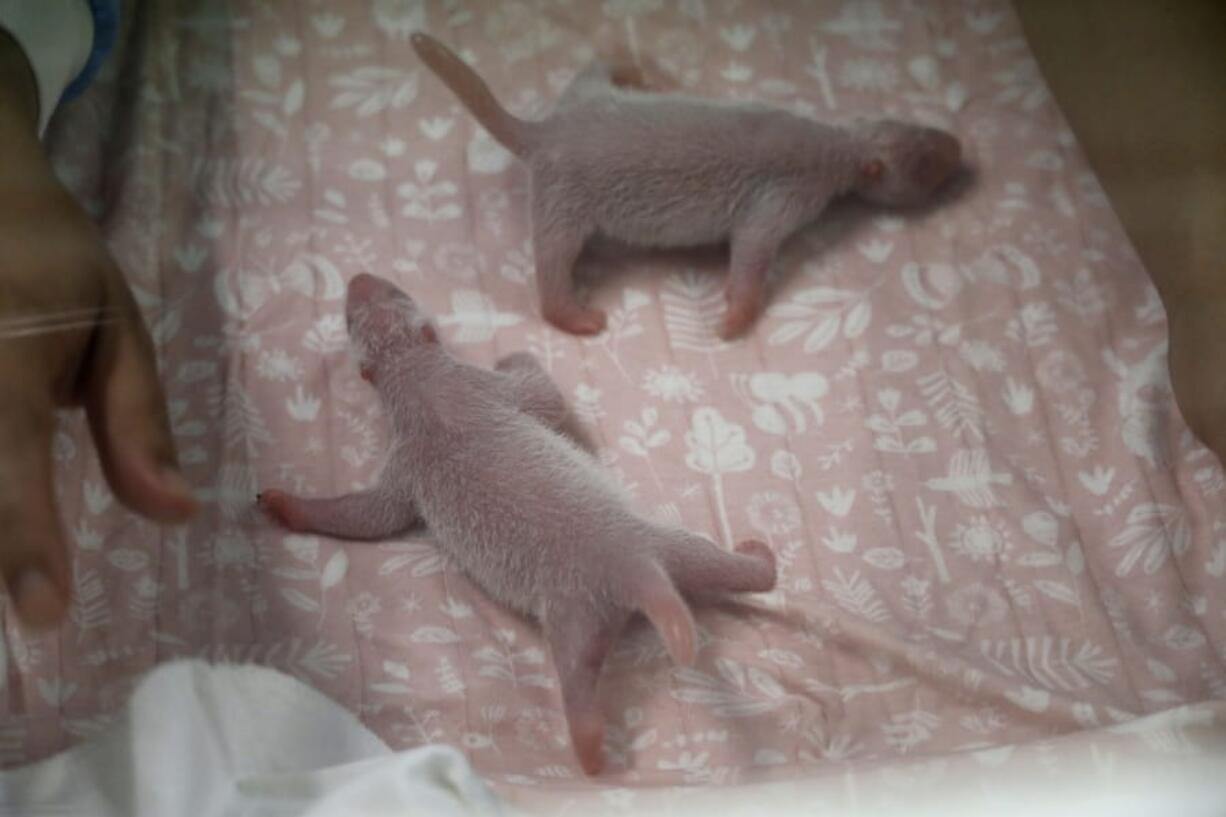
[0,660,504,817]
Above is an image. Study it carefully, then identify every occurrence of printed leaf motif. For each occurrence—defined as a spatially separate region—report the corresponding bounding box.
[661,271,725,351]
[435,290,522,344]
[1162,625,1206,651]
[192,158,301,207]
[379,542,445,578]
[1146,658,1177,684]
[1034,580,1078,606]
[320,551,348,590]
[881,706,939,752]
[901,263,962,310]
[199,640,352,680]
[822,568,890,623]
[671,658,788,718]
[283,79,304,115]
[330,66,418,116]
[1109,503,1189,577]
[282,254,346,301]
[766,287,871,353]
[70,567,110,635]
[620,408,671,457]
[918,370,985,442]
[863,547,905,570]
[979,637,1117,691]
[280,587,320,613]
[410,626,461,645]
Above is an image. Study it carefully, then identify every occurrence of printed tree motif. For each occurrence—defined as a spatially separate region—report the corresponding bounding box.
[685,407,756,546]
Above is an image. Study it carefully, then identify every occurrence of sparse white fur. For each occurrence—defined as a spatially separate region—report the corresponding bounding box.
[411,32,963,338]
[259,274,777,776]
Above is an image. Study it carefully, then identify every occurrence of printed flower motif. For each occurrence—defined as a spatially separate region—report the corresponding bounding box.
[397,164,461,221]
[347,592,381,619]
[433,242,484,282]
[861,470,895,494]
[747,491,803,537]
[514,707,566,750]
[372,0,424,39]
[256,348,304,382]
[573,383,606,424]
[132,575,161,601]
[642,365,705,403]
[960,340,1005,373]
[949,516,1012,562]
[347,592,382,637]
[944,582,1007,626]
[1035,349,1087,393]
[838,58,899,92]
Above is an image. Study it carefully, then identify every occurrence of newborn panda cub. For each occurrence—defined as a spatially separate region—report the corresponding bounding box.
[258,273,777,775]
[411,31,963,339]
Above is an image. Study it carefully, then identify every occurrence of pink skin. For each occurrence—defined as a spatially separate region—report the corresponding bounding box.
[411,32,963,339]
[258,273,777,776]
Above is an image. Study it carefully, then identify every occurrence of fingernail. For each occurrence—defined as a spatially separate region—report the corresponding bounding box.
[15,569,65,631]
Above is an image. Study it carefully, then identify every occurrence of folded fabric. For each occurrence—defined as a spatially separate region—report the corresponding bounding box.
[0,659,504,817]
[496,700,1226,817]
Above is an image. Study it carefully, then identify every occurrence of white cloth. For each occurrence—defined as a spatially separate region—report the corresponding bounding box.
[0,0,94,133]
[0,660,504,817]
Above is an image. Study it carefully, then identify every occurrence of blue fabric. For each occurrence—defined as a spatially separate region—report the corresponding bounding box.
[61,0,119,101]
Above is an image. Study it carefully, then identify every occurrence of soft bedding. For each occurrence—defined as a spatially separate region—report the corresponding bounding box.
[4,0,1225,806]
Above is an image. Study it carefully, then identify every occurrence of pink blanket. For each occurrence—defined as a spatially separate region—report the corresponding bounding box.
[5,0,1224,793]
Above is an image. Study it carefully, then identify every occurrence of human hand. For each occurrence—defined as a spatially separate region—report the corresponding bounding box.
[0,32,195,631]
